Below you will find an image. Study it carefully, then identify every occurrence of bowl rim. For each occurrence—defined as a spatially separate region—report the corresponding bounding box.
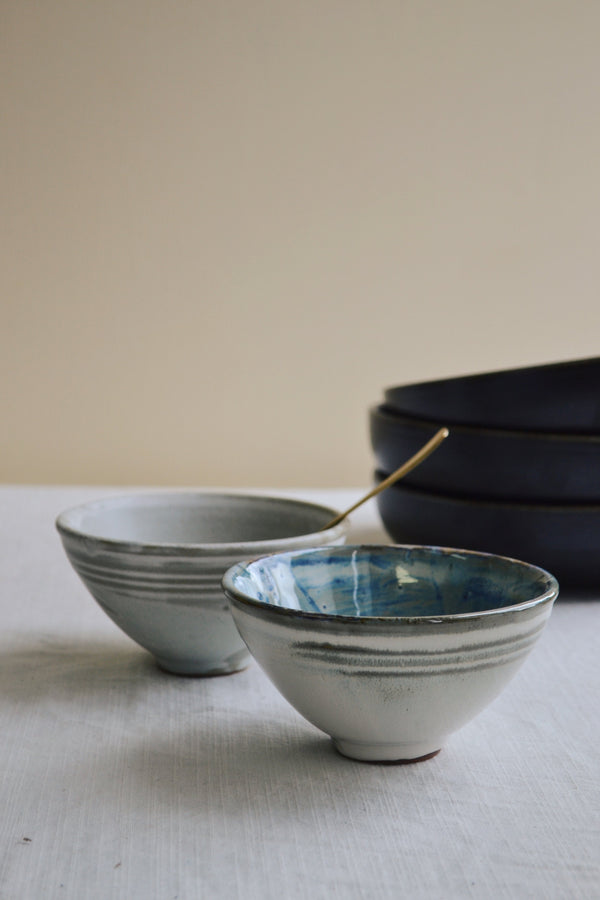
[373,469,600,512]
[384,355,600,393]
[55,490,347,554]
[381,356,600,435]
[221,543,559,625]
[371,403,600,443]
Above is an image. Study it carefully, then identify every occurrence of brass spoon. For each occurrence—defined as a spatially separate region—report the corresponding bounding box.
[321,427,449,531]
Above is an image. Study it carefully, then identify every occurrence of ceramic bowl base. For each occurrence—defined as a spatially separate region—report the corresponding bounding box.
[333,738,442,764]
[155,649,250,677]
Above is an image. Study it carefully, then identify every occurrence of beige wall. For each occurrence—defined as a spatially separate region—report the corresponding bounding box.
[3,1,599,488]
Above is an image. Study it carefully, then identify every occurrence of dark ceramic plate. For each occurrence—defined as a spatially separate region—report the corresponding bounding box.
[370,405,600,503]
[383,357,600,433]
[374,471,600,590]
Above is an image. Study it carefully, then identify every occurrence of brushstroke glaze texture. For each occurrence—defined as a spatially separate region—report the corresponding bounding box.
[56,492,347,675]
[223,545,558,761]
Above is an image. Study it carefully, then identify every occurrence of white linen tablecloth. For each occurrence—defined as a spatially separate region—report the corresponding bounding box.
[0,485,598,899]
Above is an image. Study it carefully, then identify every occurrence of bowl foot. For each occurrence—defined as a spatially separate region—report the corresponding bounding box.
[154,651,249,677]
[333,738,441,764]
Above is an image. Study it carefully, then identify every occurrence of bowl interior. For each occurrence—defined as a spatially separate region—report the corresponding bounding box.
[57,493,340,547]
[225,545,556,619]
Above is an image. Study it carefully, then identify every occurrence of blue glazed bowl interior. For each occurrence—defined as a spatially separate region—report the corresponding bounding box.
[224,546,556,619]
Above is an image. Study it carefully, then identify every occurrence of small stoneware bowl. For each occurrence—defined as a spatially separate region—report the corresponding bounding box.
[222,545,558,762]
[56,492,347,676]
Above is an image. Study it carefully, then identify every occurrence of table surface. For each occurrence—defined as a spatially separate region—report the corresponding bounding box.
[1,485,599,900]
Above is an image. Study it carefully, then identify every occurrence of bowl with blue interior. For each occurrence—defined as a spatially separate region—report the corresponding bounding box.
[222,544,558,761]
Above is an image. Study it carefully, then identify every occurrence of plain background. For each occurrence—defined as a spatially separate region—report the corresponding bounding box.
[3,1,600,488]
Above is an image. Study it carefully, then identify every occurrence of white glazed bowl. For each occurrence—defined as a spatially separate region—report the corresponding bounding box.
[222,545,558,761]
[56,492,347,676]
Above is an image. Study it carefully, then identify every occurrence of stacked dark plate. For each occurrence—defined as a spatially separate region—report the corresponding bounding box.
[370,357,600,590]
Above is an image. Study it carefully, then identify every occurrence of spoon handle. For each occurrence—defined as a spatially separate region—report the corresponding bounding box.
[321,427,449,531]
